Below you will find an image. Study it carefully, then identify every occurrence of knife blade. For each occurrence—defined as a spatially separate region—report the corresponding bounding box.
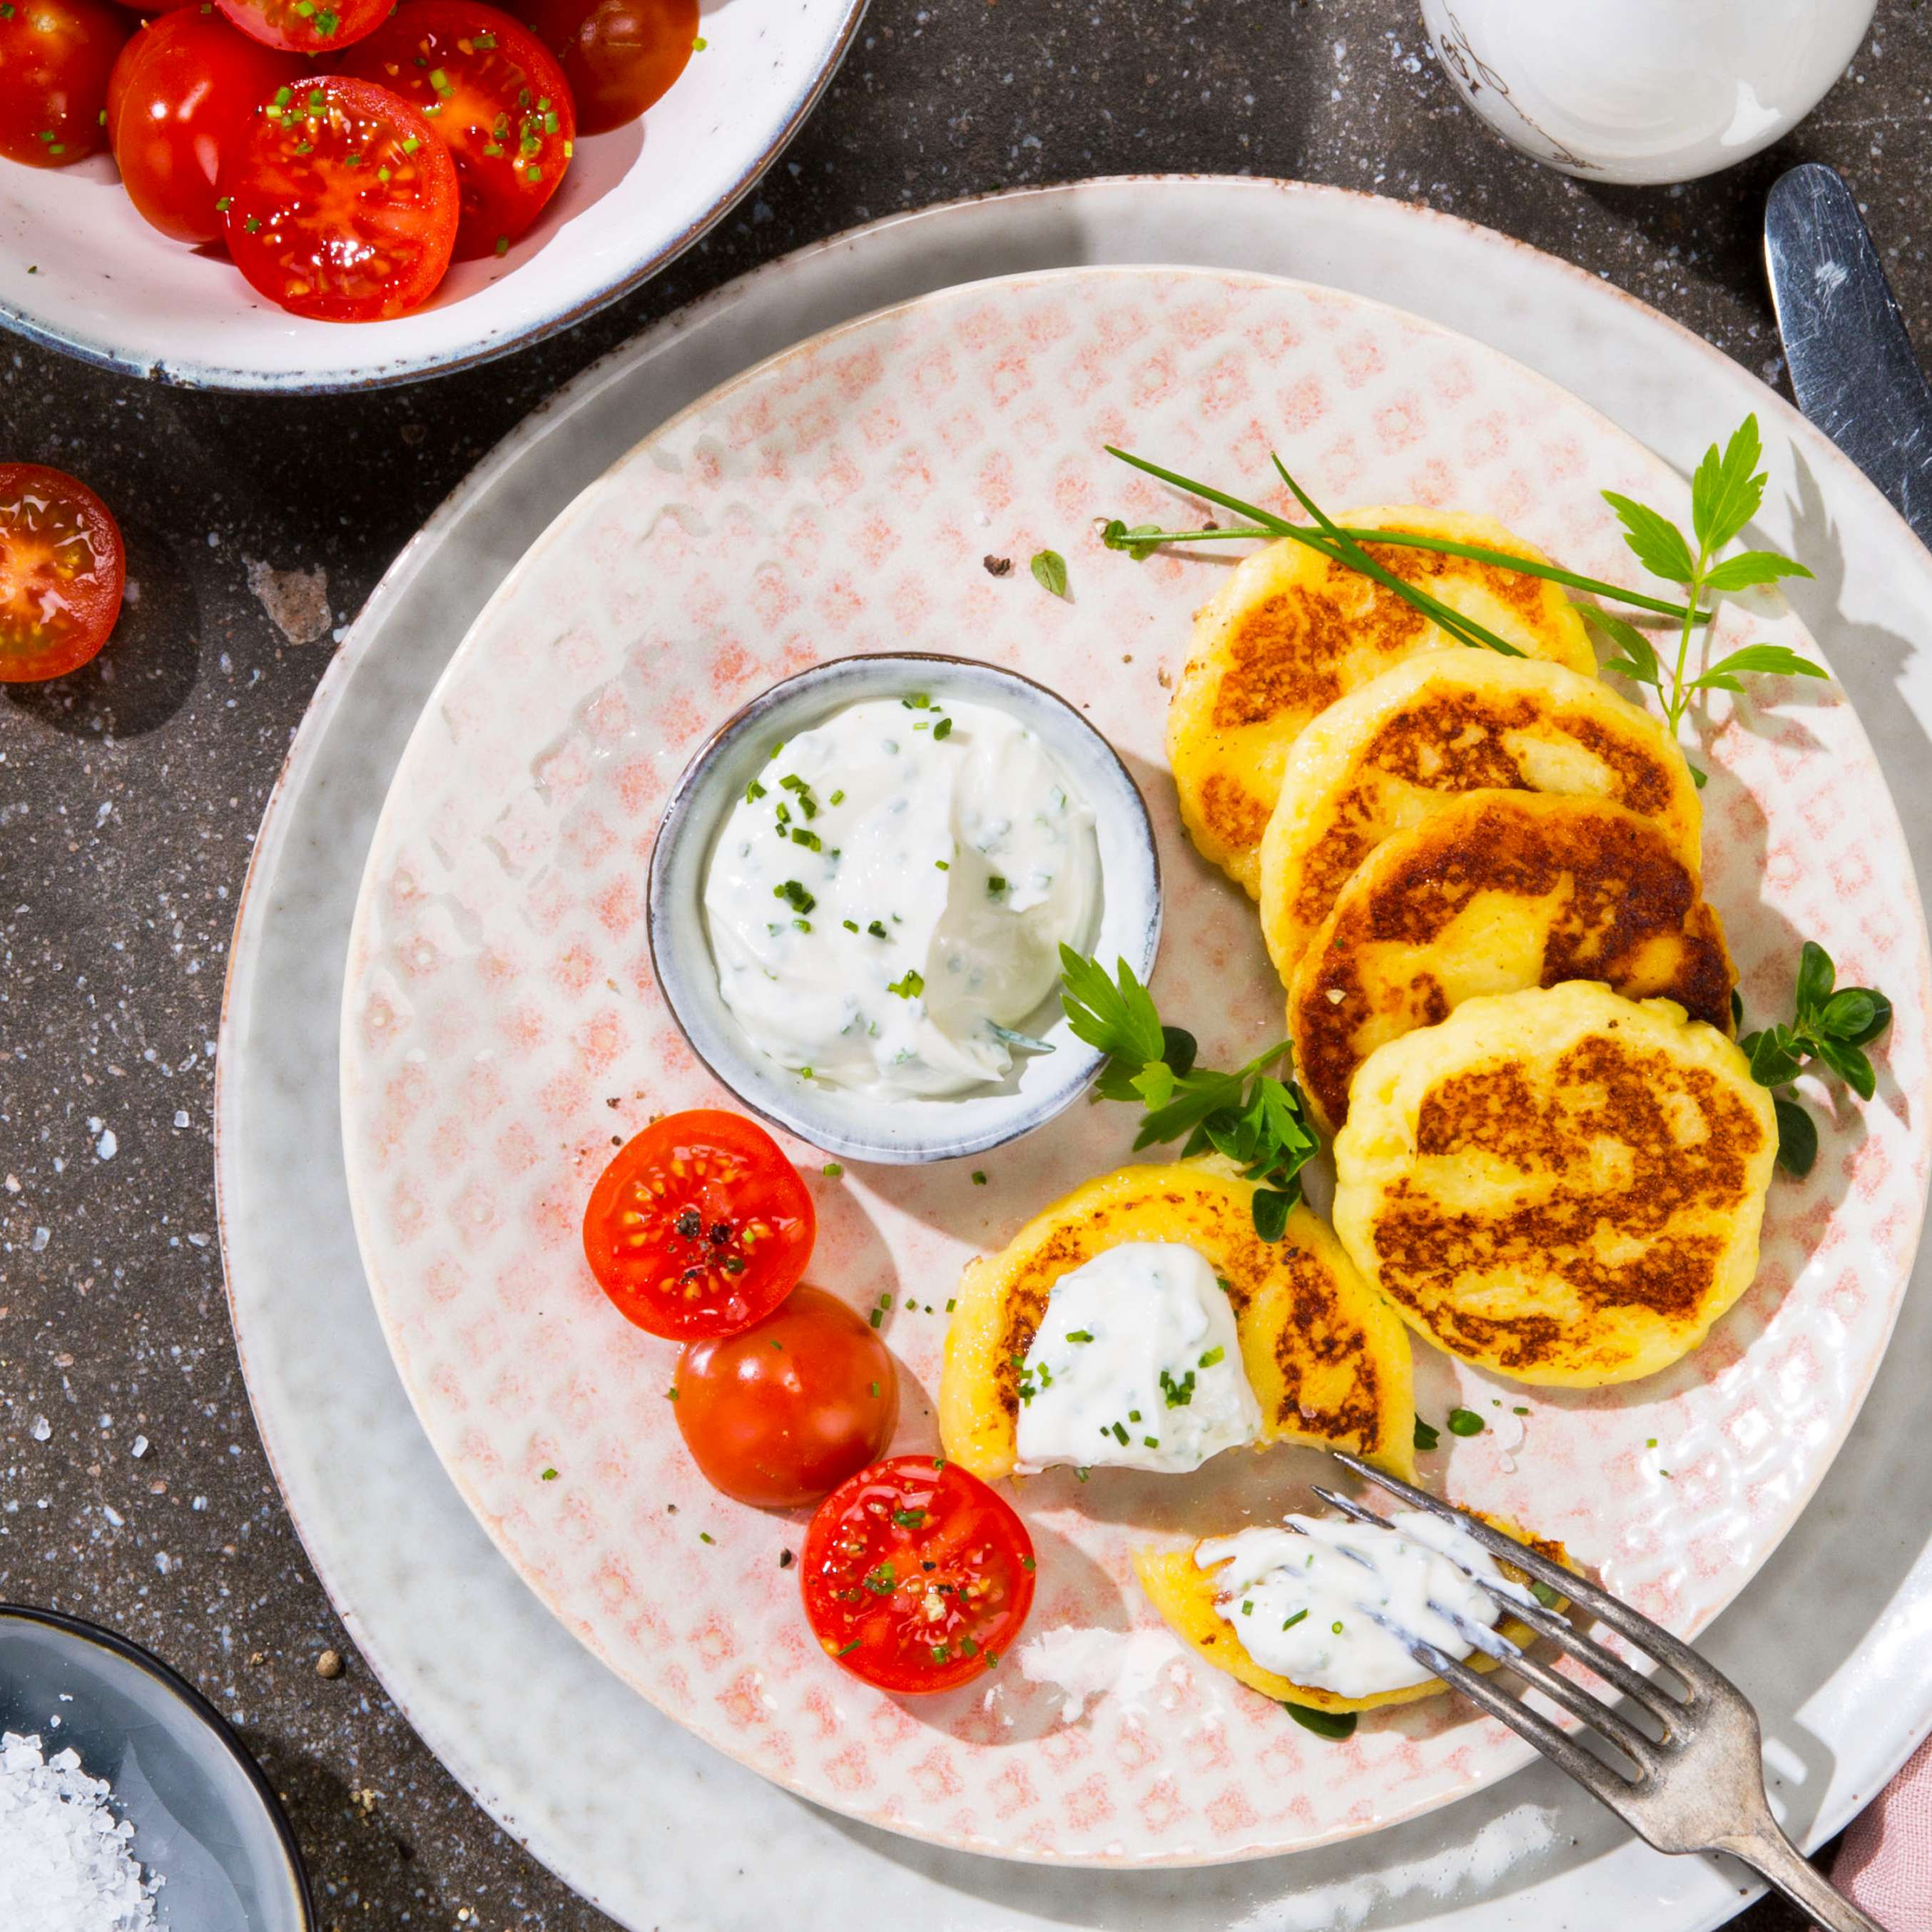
[1765,162,1932,549]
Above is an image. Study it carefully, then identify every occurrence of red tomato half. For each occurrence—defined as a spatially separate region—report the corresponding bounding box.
[673,1286,897,1508]
[111,10,306,243]
[0,0,129,165]
[340,0,573,260]
[215,0,390,56]
[583,1109,815,1340]
[509,0,688,135]
[801,1456,1037,1693]
[220,76,459,321]
[0,465,126,683]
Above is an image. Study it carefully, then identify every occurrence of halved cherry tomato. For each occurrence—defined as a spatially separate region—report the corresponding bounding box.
[583,1109,815,1340]
[111,10,306,243]
[340,0,573,260]
[220,76,459,321]
[801,1455,1037,1693]
[509,0,688,135]
[215,0,390,57]
[673,1286,897,1508]
[0,0,130,166]
[0,465,126,683]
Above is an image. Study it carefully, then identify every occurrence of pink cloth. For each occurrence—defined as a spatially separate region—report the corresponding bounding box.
[1830,1732,1932,1930]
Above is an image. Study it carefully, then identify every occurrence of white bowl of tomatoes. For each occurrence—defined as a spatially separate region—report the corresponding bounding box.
[0,0,865,389]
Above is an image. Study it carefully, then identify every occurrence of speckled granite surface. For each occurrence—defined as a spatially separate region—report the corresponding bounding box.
[4,3,1928,1926]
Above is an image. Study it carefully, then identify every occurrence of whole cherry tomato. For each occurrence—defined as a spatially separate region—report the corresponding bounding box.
[801,1455,1037,1693]
[341,0,574,259]
[111,9,305,243]
[215,0,392,59]
[220,75,460,321]
[582,1109,815,1340]
[0,464,126,683]
[509,0,689,135]
[673,1286,898,1509]
[0,0,129,166]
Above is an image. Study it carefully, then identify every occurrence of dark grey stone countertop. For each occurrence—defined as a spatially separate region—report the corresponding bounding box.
[5,1,1928,1925]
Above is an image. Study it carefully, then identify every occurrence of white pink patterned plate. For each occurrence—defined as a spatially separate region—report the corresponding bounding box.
[339,265,1932,1867]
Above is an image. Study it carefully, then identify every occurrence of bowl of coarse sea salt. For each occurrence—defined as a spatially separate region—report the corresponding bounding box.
[0,1604,312,1931]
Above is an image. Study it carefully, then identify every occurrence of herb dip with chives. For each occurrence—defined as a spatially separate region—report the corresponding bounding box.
[703,694,1099,1098]
[1014,1244,1259,1474]
[1196,1510,1515,1699]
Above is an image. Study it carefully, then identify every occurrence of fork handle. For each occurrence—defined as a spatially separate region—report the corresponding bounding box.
[1722,1818,1893,1932]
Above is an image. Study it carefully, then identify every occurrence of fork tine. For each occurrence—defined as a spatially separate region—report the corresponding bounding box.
[1390,1630,1641,1803]
[1333,1453,1713,1686]
[1311,1485,1682,1724]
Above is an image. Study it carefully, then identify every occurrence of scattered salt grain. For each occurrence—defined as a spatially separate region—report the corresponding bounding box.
[129,1437,148,1460]
[31,1227,49,1252]
[30,1416,51,1443]
[0,1730,161,1931]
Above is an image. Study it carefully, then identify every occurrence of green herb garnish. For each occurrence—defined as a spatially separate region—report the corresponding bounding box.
[1030,549,1069,599]
[1413,1417,1440,1452]
[1740,940,1891,1176]
[1285,1704,1356,1740]
[1059,947,1317,1239]
[1447,1408,1485,1437]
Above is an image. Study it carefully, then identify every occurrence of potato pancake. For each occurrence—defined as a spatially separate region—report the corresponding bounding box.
[1166,508,1598,896]
[1134,1512,1567,1715]
[1259,653,1702,987]
[938,1158,1415,1482]
[1288,790,1734,1134]
[1332,981,1778,1386]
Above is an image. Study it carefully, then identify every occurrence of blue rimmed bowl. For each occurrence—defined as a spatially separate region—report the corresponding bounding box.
[0,1603,312,1931]
[646,652,1161,1165]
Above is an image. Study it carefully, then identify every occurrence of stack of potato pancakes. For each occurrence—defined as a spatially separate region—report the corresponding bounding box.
[1169,506,1776,1390]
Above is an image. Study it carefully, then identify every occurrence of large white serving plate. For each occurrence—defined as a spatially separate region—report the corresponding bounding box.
[219,178,1932,1926]
[335,259,1927,1867]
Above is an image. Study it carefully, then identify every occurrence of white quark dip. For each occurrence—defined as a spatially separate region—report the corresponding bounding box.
[703,694,1099,1098]
[1015,1243,1261,1474]
[1196,1509,1517,1699]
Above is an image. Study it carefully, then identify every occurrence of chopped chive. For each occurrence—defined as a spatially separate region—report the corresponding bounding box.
[539,1467,558,1480]
[1281,1608,1308,1630]
[1199,1346,1224,1368]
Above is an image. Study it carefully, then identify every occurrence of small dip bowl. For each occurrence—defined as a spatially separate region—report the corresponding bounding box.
[648,653,1161,1165]
[0,1602,313,1930]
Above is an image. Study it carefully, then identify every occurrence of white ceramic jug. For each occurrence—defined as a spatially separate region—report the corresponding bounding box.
[1420,0,1876,185]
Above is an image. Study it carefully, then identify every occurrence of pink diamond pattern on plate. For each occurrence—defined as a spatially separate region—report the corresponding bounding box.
[342,268,1932,1866]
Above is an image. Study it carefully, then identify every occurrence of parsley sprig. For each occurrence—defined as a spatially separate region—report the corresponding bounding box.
[1742,941,1892,1177]
[1583,416,1821,784]
[1102,415,1826,787]
[1059,946,1318,1239]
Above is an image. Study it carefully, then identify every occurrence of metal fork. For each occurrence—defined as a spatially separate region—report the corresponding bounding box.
[1325,1453,1892,1932]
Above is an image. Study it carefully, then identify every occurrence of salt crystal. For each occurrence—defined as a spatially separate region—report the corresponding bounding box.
[95,1129,118,1161]
[31,1227,49,1252]
[0,1729,162,1930]
[30,1416,51,1443]
[171,1112,189,1130]
[129,1437,148,1459]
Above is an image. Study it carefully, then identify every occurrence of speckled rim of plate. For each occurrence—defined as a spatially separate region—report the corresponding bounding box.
[0,1602,317,1928]
[215,177,1932,1932]
[646,650,1162,1163]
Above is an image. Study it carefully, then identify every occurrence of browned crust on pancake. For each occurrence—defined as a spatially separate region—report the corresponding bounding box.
[1366,1033,1769,1375]
[1291,795,1734,1129]
[1284,689,1686,946]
